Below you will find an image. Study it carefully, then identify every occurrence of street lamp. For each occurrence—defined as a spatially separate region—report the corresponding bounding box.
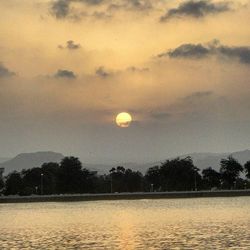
[151,183,154,192]
[194,172,197,191]
[194,167,198,191]
[41,173,44,195]
[110,174,113,193]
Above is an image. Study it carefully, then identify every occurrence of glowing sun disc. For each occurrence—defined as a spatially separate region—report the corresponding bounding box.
[116,112,132,128]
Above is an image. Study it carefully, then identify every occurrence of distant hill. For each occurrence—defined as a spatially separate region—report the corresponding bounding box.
[1,149,250,175]
[1,152,64,175]
[0,157,11,164]
[82,150,250,174]
[183,150,250,172]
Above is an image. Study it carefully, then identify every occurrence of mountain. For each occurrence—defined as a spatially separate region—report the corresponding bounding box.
[1,152,64,175]
[0,157,11,163]
[81,150,250,174]
[1,149,250,176]
[184,150,250,172]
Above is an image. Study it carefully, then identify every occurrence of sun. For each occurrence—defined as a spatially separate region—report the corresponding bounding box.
[116,112,132,128]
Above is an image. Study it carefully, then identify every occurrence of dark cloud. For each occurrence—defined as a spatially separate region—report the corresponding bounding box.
[127,0,152,11]
[50,0,155,21]
[217,46,250,64]
[58,40,81,50]
[159,44,211,59]
[50,0,104,19]
[160,0,230,22]
[51,0,70,19]
[158,40,250,64]
[95,66,111,78]
[107,0,153,12]
[54,69,77,79]
[0,63,15,78]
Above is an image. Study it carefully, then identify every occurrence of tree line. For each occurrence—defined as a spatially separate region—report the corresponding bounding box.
[0,156,250,196]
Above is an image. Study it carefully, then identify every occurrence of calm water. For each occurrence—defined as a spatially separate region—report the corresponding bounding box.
[0,197,250,249]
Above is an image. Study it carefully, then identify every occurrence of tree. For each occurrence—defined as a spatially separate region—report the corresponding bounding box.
[160,157,201,191]
[0,177,4,191]
[22,167,43,194]
[41,162,60,194]
[244,161,250,179]
[202,167,221,190]
[58,157,84,193]
[109,167,143,193]
[109,166,126,193]
[145,166,161,191]
[220,156,243,189]
[4,172,23,195]
[124,169,143,192]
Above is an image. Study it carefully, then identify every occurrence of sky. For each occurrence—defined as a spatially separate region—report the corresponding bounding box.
[0,0,250,163]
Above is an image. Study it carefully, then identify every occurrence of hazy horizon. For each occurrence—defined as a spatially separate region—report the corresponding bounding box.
[1,0,250,163]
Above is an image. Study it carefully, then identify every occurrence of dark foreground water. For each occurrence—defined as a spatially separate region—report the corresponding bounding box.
[0,197,250,249]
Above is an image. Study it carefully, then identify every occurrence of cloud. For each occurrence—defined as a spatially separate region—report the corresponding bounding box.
[183,91,214,102]
[127,66,149,72]
[159,43,211,59]
[217,46,250,64]
[160,0,230,22]
[107,0,153,12]
[50,0,105,20]
[150,111,171,120]
[92,11,112,19]
[54,69,77,79]
[95,66,111,78]
[126,0,153,11]
[58,40,81,50]
[0,63,15,78]
[51,0,70,19]
[158,40,250,64]
[50,0,155,21]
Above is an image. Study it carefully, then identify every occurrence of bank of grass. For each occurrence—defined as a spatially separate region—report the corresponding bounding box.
[0,190,250,203]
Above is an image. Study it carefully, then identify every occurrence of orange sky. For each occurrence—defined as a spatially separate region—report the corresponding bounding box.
[0,0,250,162]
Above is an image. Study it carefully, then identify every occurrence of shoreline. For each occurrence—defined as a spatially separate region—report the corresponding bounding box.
[0,190,250,203]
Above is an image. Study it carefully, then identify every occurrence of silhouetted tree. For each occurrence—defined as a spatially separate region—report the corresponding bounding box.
[244,161,250,179]
[145,166,161,191]
[202,167,221,190]
[41,162,60,194]
[124,169,143,192]
[2,155,250,196]
[0,178,4,191]
[109,166,126,192]
[160,157,201,191]
[4,172,23,195]
[109,166,143,192]
[58,157,84,193]
[22,167,43,194]
[220,156,243,189]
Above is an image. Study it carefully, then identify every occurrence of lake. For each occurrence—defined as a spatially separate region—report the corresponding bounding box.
[0,197,250,249]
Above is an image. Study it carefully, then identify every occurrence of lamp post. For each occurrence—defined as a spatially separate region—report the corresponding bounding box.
[194,172,197,191]
[110,174,113,193]
[194,167,199,191]
[41,173,44,195]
